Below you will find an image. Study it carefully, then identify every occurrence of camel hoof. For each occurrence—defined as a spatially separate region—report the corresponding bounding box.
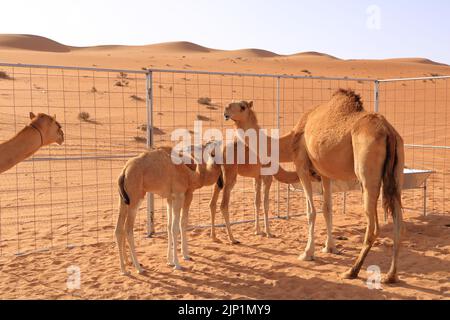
[136,268,145,275]
[299,253,314,261]
[167,262,175,267]
[322,246,340,254]
[121,270,131,276]
[183,256,193,261]
[265,233,274,239]
[383,274,399,284]
[173,265,183,271]
[230,239,240,245]
[342,270,358,280]
[255,231,262,236]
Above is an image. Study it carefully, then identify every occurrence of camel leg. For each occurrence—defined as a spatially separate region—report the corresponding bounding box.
[220,166,239,244]
[220,183,239,244]
[384,199,402,283]
[342,184,380,279]
[166,197,174,266]
[180,191,193,261]
[297,172,317,261]
[253,177,262,235]
[124,200,144,274]
[343,137,384,279]
[171,193,184,270]
[321,177,338,254]
[262,176,273,238]
[115,201,129,275]
[209,184,221,241]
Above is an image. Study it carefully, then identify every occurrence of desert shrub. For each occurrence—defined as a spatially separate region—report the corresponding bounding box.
[197,97,212,106]
[196,114,212,122]
[130,95,144,102]
[78,112,91,122]
[0,71,12,80]
[134,136,147,144]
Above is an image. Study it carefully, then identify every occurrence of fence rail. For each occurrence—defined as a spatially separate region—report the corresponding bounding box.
[0,62,448,256]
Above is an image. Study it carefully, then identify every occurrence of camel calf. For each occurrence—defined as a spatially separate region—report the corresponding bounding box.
[116,144,221,275]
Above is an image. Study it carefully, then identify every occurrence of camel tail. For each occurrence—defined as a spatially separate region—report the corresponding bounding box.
[118,171,130,205]
[273,165,300,184]
[382,128,404,218]
[216,172,224,190]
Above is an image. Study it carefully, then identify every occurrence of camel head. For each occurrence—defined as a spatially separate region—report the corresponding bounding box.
[29,112,65,146]
[224,101,253,122]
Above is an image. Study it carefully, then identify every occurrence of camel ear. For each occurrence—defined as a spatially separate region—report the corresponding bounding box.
[247,101,253,109]
[29,112,36,120]
[53,114,57,120]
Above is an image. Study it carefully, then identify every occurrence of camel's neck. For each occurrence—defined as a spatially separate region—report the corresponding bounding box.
[233,111,260,132]
[278,131,295,163]
[191,162,220,189]
[234,115,295,163]
[0,126,42,174]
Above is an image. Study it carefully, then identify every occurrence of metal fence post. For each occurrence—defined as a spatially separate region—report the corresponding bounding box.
[374,80,380,113]
[276,76,281,218]
[146,71,155,237]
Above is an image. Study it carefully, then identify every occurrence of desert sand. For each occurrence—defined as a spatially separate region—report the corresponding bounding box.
[0,34,449,300]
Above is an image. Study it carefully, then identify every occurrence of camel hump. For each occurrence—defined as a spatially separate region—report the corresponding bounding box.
[330,88,364,113]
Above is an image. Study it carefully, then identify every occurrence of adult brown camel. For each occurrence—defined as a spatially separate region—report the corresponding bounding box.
[211,101,300,243]
[0,112,64,174]
[291,89,404,283]
[116,143,222,274]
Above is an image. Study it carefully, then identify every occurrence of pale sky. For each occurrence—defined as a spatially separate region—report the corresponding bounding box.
[1,0,449,64]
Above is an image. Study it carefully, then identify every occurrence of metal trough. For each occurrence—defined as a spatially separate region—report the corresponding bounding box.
[288,169,433,218]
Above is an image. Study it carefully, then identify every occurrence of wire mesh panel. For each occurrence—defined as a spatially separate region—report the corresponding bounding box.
[1,63,447,257]
[0,64,148,256]
[149,70,375,234]
[276,77,375,218]
[378,77,450,215]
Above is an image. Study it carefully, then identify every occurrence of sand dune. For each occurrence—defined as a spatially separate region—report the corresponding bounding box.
[384,58,448,66]
[291,51,340,60]
[143,41,213,53]
[226,48,280,58]
[1,34,449,80]
[0,34,72,52]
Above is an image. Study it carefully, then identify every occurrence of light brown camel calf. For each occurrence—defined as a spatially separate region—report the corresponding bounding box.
[0,112,64,174]
[116,144,221,275]
[210,101,301,243]
[291,89,404,283]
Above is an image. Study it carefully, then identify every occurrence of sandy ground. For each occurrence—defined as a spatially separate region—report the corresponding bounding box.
[0,211,449,300]
[0,34,449,299]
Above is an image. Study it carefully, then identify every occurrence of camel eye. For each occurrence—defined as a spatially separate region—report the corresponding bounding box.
[240,105,246,111]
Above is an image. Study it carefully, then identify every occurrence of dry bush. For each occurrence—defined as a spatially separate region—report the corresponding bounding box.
[301,69,312,75]
[137,124,147,132]
[136,124,165,135]
[196,114,212,122]
[130,95,144,102]
[134,136,147,144]
[78,112,91,122]
[91,86,97,93]
[115,73,129,87]
[0,71,12,80]
[198,97,212,106]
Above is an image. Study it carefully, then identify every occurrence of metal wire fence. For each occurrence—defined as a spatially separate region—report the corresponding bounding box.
[377,77,450,215]
[0,63,448,256]
[0,64,149,256]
